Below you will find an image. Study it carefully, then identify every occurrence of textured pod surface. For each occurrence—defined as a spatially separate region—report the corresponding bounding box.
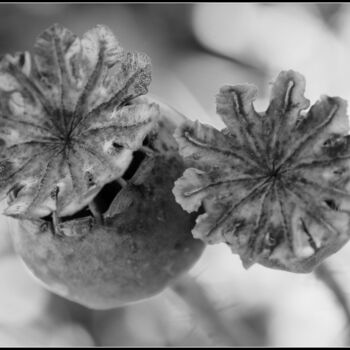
[173,70,350,273]
[0,24,157,219]
[12,110,204,309]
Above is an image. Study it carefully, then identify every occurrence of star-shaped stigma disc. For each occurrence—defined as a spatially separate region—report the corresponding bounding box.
[0,24,158,219]
[173,70,350,273]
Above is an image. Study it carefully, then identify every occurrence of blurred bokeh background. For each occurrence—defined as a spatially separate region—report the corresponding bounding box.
[2,2,350,346]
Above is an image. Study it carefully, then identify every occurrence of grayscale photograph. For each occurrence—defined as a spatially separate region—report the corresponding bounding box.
[0,2,350,347]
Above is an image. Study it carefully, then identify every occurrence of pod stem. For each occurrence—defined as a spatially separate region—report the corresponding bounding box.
[170,274,244,346]
[315,262,350,339]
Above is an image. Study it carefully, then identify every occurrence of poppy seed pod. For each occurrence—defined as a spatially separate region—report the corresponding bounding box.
[11,100,205,309]
[0,24,204,309]
[173,70,350,273]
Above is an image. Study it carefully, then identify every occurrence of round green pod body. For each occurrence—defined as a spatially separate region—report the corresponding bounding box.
[11,103,205,309]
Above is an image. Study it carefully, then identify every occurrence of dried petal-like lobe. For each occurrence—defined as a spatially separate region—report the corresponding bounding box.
[216,84,258,130]
[173,69,350,273]
[174,119,261,173]
[173,168,210,213]
[0,24,157,219]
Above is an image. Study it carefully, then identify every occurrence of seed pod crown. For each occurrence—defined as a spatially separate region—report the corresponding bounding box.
[173,70,350,273]
[0,24,158,219]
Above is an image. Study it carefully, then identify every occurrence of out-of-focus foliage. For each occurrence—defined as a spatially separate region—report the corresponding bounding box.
[0,3,350,346]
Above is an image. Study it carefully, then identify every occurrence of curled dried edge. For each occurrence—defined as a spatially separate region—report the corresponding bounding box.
[173,70,350,273]
[0,23,159,220]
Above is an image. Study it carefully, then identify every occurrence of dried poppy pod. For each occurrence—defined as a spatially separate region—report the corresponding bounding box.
[0,23,156,225]
[11,99,204,309]
[173,70,350,273]
[1,24,204,309]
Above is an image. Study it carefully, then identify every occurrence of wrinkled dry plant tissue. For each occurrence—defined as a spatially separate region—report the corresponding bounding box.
[1,5,350,346]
